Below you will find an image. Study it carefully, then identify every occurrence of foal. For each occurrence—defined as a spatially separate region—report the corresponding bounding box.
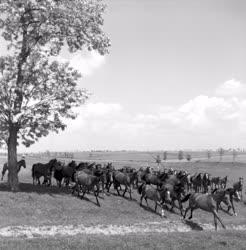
[212,188,241,216]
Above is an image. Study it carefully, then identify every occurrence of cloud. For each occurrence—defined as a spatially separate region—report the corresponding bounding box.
[21,79,246,151]
[215,79,246,97]
[69,51,105,76]
[68,102,123,131]
[54,50,106,77]
[67,90,246,139]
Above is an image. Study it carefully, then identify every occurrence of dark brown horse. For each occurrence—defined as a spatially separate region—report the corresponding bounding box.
[191,173,203,192]
[1,159,26,181]
[113,170,138,199]
[72,170,101,206]
[202,173,211,193]
[212,188,241,216]
[138,183,171,217]
[53,160,77,187]
[162,175,186,215]
[182,193,226,230]
[219,176,228,189]
[32,159,59,186]
[210,176,221,190]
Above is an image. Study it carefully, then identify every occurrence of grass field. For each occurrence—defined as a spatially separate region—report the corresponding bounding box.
[0,152,245,249]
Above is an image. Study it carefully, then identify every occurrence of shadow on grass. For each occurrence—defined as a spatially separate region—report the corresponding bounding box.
[140,203,162,217]
[0,182,72,196]
[74,193,101,207]
[108,191,137,202]
[182,219,204,231]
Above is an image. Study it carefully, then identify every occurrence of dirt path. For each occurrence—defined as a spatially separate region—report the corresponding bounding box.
[0,221,246,238]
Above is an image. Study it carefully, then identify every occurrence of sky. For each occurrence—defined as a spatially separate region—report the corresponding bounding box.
[2,0,246,152]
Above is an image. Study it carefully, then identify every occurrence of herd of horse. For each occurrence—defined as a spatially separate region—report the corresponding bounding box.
[1,158,245,230]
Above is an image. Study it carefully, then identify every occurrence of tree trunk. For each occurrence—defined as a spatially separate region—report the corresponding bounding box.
[7,125,19,191]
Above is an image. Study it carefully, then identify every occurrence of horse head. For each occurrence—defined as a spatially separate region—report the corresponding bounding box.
[234,190,241,202]
[20,159,26,168]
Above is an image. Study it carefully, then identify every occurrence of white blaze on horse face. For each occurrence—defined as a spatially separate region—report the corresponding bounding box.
[235,191,241,201]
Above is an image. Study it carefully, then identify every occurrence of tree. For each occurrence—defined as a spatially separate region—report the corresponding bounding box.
[186,153,191,161]
[163,151,167,161]
[207,150,212,161]
[178,150,184,161]
[218,148,225,161]
[232,149,238,162]
[0,0,110,191]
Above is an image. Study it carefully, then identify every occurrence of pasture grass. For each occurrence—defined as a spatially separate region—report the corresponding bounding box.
[0,230,246,250]
[0,154,245,249]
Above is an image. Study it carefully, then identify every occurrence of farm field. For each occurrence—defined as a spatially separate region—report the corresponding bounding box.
[0,152,245,249]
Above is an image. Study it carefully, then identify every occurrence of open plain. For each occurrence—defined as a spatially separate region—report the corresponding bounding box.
[0,152,245,249]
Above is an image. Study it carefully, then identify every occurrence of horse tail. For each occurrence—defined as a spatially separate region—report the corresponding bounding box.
[31,164,36,179]
[181,193,191,203]
[137,183,145,194]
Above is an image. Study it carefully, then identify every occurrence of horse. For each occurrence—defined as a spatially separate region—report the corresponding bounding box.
[32,159,59,186]
[212,188,241,216]
[72,170,101,206]
[82,166,107,194]
[219,176,228,189]
[191,173,203,192]
[233,177,243,200]
[202,173,211,193]
[113,170,138,199]
[54,161,77,186]
[182,193,226,230]
[1,159,26,181]
[162,175,186,215]
[141,171,163,187]
[210,176,221,190]
[138,183,171,217]
[182,172,192,192]
[102,163,114,192]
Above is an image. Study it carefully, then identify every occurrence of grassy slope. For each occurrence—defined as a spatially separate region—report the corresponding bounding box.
[0,154,245,248]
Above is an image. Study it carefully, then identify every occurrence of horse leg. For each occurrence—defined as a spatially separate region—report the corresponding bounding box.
[145,197,149,207]
[94,186,100,207]
[178,199,184,216]
[129,186,132,200]
[213,210,226,229]
[107,181,112,192]
[183,206,190,219]
[140,194,143,206]
[154,201,158,212]
[188,207,195,220]
[122,185,127,197]
[230,197,237,216]
[213,213,218,231]
[115,184,120,196]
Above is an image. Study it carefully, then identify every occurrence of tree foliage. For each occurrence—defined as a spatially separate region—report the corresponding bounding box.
[186,153,191,161]
[0,0,110,190]
[0,0,110,147]
[163,151,167,161]
[218,147,225,161]
[232,149,238,162]
[178,150,184,161]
